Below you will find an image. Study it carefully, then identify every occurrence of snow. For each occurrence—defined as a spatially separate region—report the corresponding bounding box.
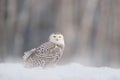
[0,63,120,80]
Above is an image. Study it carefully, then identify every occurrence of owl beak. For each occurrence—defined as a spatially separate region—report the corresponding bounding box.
[56,38,58,41]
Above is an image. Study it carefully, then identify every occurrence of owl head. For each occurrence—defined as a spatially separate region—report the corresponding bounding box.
[49,33,65,45]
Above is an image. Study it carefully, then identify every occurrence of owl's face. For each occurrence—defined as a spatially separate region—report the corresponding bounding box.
[49,33,65,45]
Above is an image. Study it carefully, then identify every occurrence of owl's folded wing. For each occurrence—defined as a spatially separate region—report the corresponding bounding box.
[23,42,55,61]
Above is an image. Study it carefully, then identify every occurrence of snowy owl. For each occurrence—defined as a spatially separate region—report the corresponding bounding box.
[23,33,65,68]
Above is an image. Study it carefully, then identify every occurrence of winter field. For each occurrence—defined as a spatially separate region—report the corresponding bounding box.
[0,63,119,80]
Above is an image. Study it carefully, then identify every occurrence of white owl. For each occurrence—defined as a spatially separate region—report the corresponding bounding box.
[23,33,65,68]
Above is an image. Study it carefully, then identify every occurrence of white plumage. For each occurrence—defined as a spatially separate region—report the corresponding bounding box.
[23,33,65,68]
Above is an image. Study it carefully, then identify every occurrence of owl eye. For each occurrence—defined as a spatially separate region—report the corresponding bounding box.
[59,36,61,38]
[53,35,56,38]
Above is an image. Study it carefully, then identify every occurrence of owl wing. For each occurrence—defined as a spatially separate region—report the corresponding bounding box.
[23,42,61,67]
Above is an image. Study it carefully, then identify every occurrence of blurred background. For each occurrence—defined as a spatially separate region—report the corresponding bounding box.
[0,0,120,67]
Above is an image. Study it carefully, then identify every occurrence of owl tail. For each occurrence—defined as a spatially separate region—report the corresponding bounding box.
[23,48,36,61]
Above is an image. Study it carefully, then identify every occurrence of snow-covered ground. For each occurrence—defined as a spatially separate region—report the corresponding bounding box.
[0,63,119,80]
